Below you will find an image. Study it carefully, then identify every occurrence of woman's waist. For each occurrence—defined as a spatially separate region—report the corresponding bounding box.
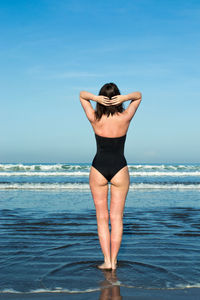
[93,151,126,160]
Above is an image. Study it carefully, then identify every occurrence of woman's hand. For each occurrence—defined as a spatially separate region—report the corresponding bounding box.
[94,95,111,106]
[109,95,126,106]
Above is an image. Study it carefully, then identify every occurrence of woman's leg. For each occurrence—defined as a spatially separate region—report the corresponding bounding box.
[110,166,130,269]
[89,166,111,269]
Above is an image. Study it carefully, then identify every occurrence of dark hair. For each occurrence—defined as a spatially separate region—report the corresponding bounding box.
[95,82,124,120]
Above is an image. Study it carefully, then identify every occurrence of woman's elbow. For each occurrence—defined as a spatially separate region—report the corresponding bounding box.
[136,91,142,100]
[79,91,85,101]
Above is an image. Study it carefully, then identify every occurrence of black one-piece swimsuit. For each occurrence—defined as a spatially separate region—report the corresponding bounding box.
[92,133,127,182]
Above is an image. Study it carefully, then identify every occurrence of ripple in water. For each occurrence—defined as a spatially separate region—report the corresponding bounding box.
[0,204,200,293]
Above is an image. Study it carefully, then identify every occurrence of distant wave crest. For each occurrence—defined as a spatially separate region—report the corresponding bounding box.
[0,171,200,177]
[0,163,200,172]
[0,182,199,190]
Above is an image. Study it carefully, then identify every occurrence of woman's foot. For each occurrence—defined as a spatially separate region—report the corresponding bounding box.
[111,259,118,270]
[97,261,112,270]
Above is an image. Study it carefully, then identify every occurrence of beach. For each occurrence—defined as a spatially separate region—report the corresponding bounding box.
[0,163,200,299]
[1,287,200,300]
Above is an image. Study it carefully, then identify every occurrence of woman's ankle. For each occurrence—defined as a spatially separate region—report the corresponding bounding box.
[104,256,111,263]
[111,258,117,264]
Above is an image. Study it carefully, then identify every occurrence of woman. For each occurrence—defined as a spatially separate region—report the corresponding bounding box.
[79,83,142,270]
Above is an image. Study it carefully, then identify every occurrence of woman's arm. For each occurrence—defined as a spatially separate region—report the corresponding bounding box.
[111,91,142,121]
[79,91,110,122]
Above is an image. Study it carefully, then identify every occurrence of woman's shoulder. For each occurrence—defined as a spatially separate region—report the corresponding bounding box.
[92,112,130,124]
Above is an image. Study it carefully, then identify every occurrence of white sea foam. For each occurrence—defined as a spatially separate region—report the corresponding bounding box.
[0,163,199,172]
[1,282,200,294]
[128,171,200,177]
[0,287,101,294]
[0,183,90,190]
[173,283,200,289]
[0,163,90,171]
[130,183,200,189]
[0,182,199,190]
[0,171,89,176]
[0,171,200,177]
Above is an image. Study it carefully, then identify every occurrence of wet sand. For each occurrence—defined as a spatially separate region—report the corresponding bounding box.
[1,287,200,300]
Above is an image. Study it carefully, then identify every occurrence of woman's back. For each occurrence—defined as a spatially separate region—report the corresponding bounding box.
[91,112,130,138]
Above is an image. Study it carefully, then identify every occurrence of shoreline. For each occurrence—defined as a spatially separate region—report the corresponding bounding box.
[1,287,200,300]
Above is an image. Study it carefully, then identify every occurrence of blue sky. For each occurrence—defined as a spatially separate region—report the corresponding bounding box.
[0,0,199,163]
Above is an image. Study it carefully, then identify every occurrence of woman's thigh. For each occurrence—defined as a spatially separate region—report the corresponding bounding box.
[110,166,130,217]
[89,166,109,215]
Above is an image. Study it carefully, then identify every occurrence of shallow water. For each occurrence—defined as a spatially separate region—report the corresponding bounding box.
[0,190,200,294]
[0,163,200,296]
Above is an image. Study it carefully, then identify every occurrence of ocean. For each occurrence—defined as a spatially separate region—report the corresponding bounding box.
[0,163,200,298]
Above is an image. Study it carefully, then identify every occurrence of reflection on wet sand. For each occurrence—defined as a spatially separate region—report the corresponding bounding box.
[99,269,122,300]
